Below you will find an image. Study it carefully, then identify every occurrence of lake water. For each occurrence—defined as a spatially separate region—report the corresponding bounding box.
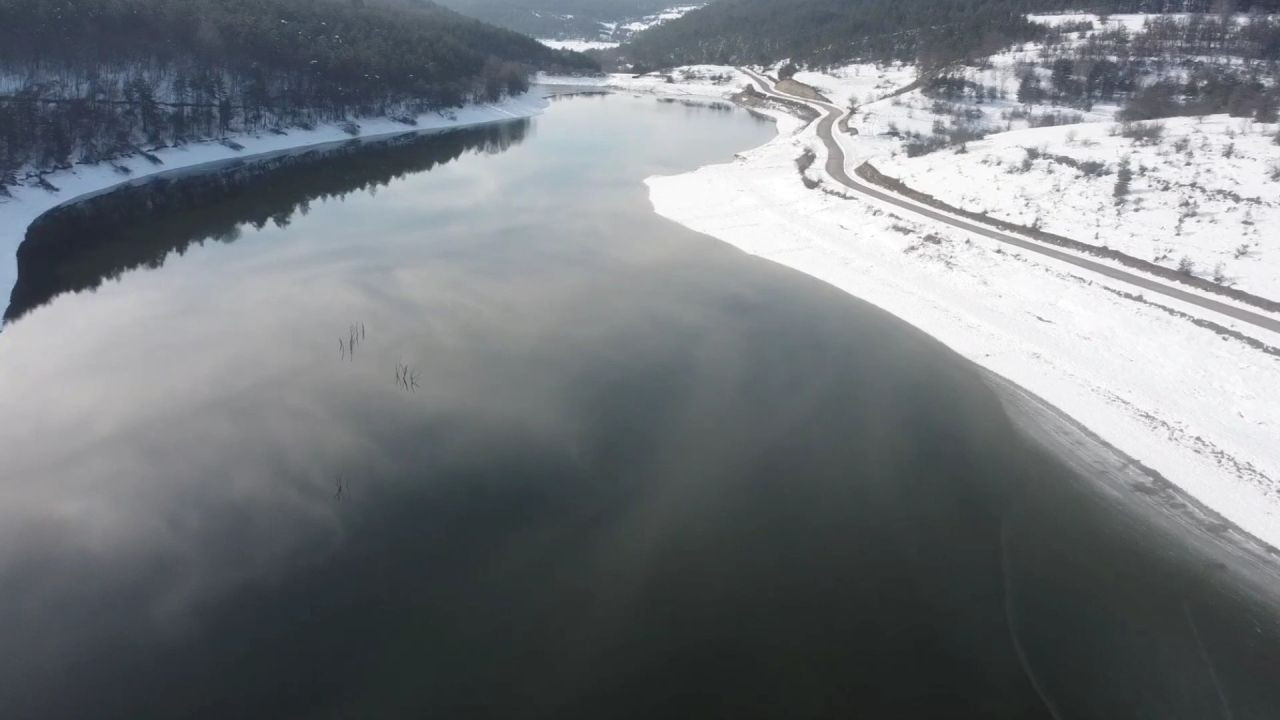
[1,91,1278,719]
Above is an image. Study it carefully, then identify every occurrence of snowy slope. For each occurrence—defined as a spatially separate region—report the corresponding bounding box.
[539,66,749,100]
[538,39,619,51]
[876,116,1280,297]
[538,4,703,45]
[792,63,917,107]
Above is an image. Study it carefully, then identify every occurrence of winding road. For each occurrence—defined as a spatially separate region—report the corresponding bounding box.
[738,67,1280,337]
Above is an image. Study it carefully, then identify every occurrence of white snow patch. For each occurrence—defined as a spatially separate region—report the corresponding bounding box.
[875,115,1280,298]
[618,4,703,34]
[538,38,619,51]
[792,62,917,107]
[539,66,749,101]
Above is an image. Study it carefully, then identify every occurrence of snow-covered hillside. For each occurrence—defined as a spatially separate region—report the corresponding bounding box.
[791,63,917,106]
[808,13,1280,298]
[876,115,1280,296]
[538,66,748,99]
[538,39,620,51]
[539,4,703,47]
[617,4,702,34]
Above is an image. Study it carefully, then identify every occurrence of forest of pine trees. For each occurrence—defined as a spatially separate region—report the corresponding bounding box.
[0,0,597,185]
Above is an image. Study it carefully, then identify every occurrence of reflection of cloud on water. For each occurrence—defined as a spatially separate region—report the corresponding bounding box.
[0,95,784,716]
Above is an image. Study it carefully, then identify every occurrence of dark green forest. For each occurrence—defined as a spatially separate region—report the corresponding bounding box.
[620,0,1280,69]
[0,0,596,184]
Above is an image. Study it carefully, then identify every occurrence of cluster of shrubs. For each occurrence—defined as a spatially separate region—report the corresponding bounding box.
[1019,147,1110,177]
[795,148,821,188]
[903,121,990,157]
[1116,121,1166,144]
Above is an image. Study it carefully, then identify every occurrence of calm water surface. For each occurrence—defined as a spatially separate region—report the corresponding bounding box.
[1,92,1278,719]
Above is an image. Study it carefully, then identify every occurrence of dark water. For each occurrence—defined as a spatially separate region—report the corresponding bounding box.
[0,92,1277,719]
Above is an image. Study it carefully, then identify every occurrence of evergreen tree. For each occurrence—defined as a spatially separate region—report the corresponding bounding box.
[1114,158,1133,201]
[1017,74,1044,104]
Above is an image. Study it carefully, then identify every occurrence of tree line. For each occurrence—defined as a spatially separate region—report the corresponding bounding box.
[0,0,596,185]
[618,0,1280,70]
[436,0,675,40]
[1006,14,1280,120]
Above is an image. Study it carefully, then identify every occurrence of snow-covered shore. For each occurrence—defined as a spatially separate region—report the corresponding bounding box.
[0,93,550,301]
[539,69,1280,550]
[538,66,751,101]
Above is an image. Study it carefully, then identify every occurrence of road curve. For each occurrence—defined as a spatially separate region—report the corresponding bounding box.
[738,68,1280,337]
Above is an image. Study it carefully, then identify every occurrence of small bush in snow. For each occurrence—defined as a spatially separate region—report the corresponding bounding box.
[1078,160,1108,177]
[340,121,360,137]
[1028,110,1084,128]
[795,148,816,174]
[1113,158,1132,201]
[1177,256,1196,276]
[1118,121,1165,145]
[795,149,821,188]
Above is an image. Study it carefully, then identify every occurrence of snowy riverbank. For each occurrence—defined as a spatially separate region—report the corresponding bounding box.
[0,92,550,303]
[657,97,1280,550]
[539,69,1280,551]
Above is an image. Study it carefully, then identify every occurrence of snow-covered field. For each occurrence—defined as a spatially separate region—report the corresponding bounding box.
[876,115,1280,297]
[0,93,549,307]
[612,60,1280,550]
[792,62,917,107]
[539,66,748,100]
